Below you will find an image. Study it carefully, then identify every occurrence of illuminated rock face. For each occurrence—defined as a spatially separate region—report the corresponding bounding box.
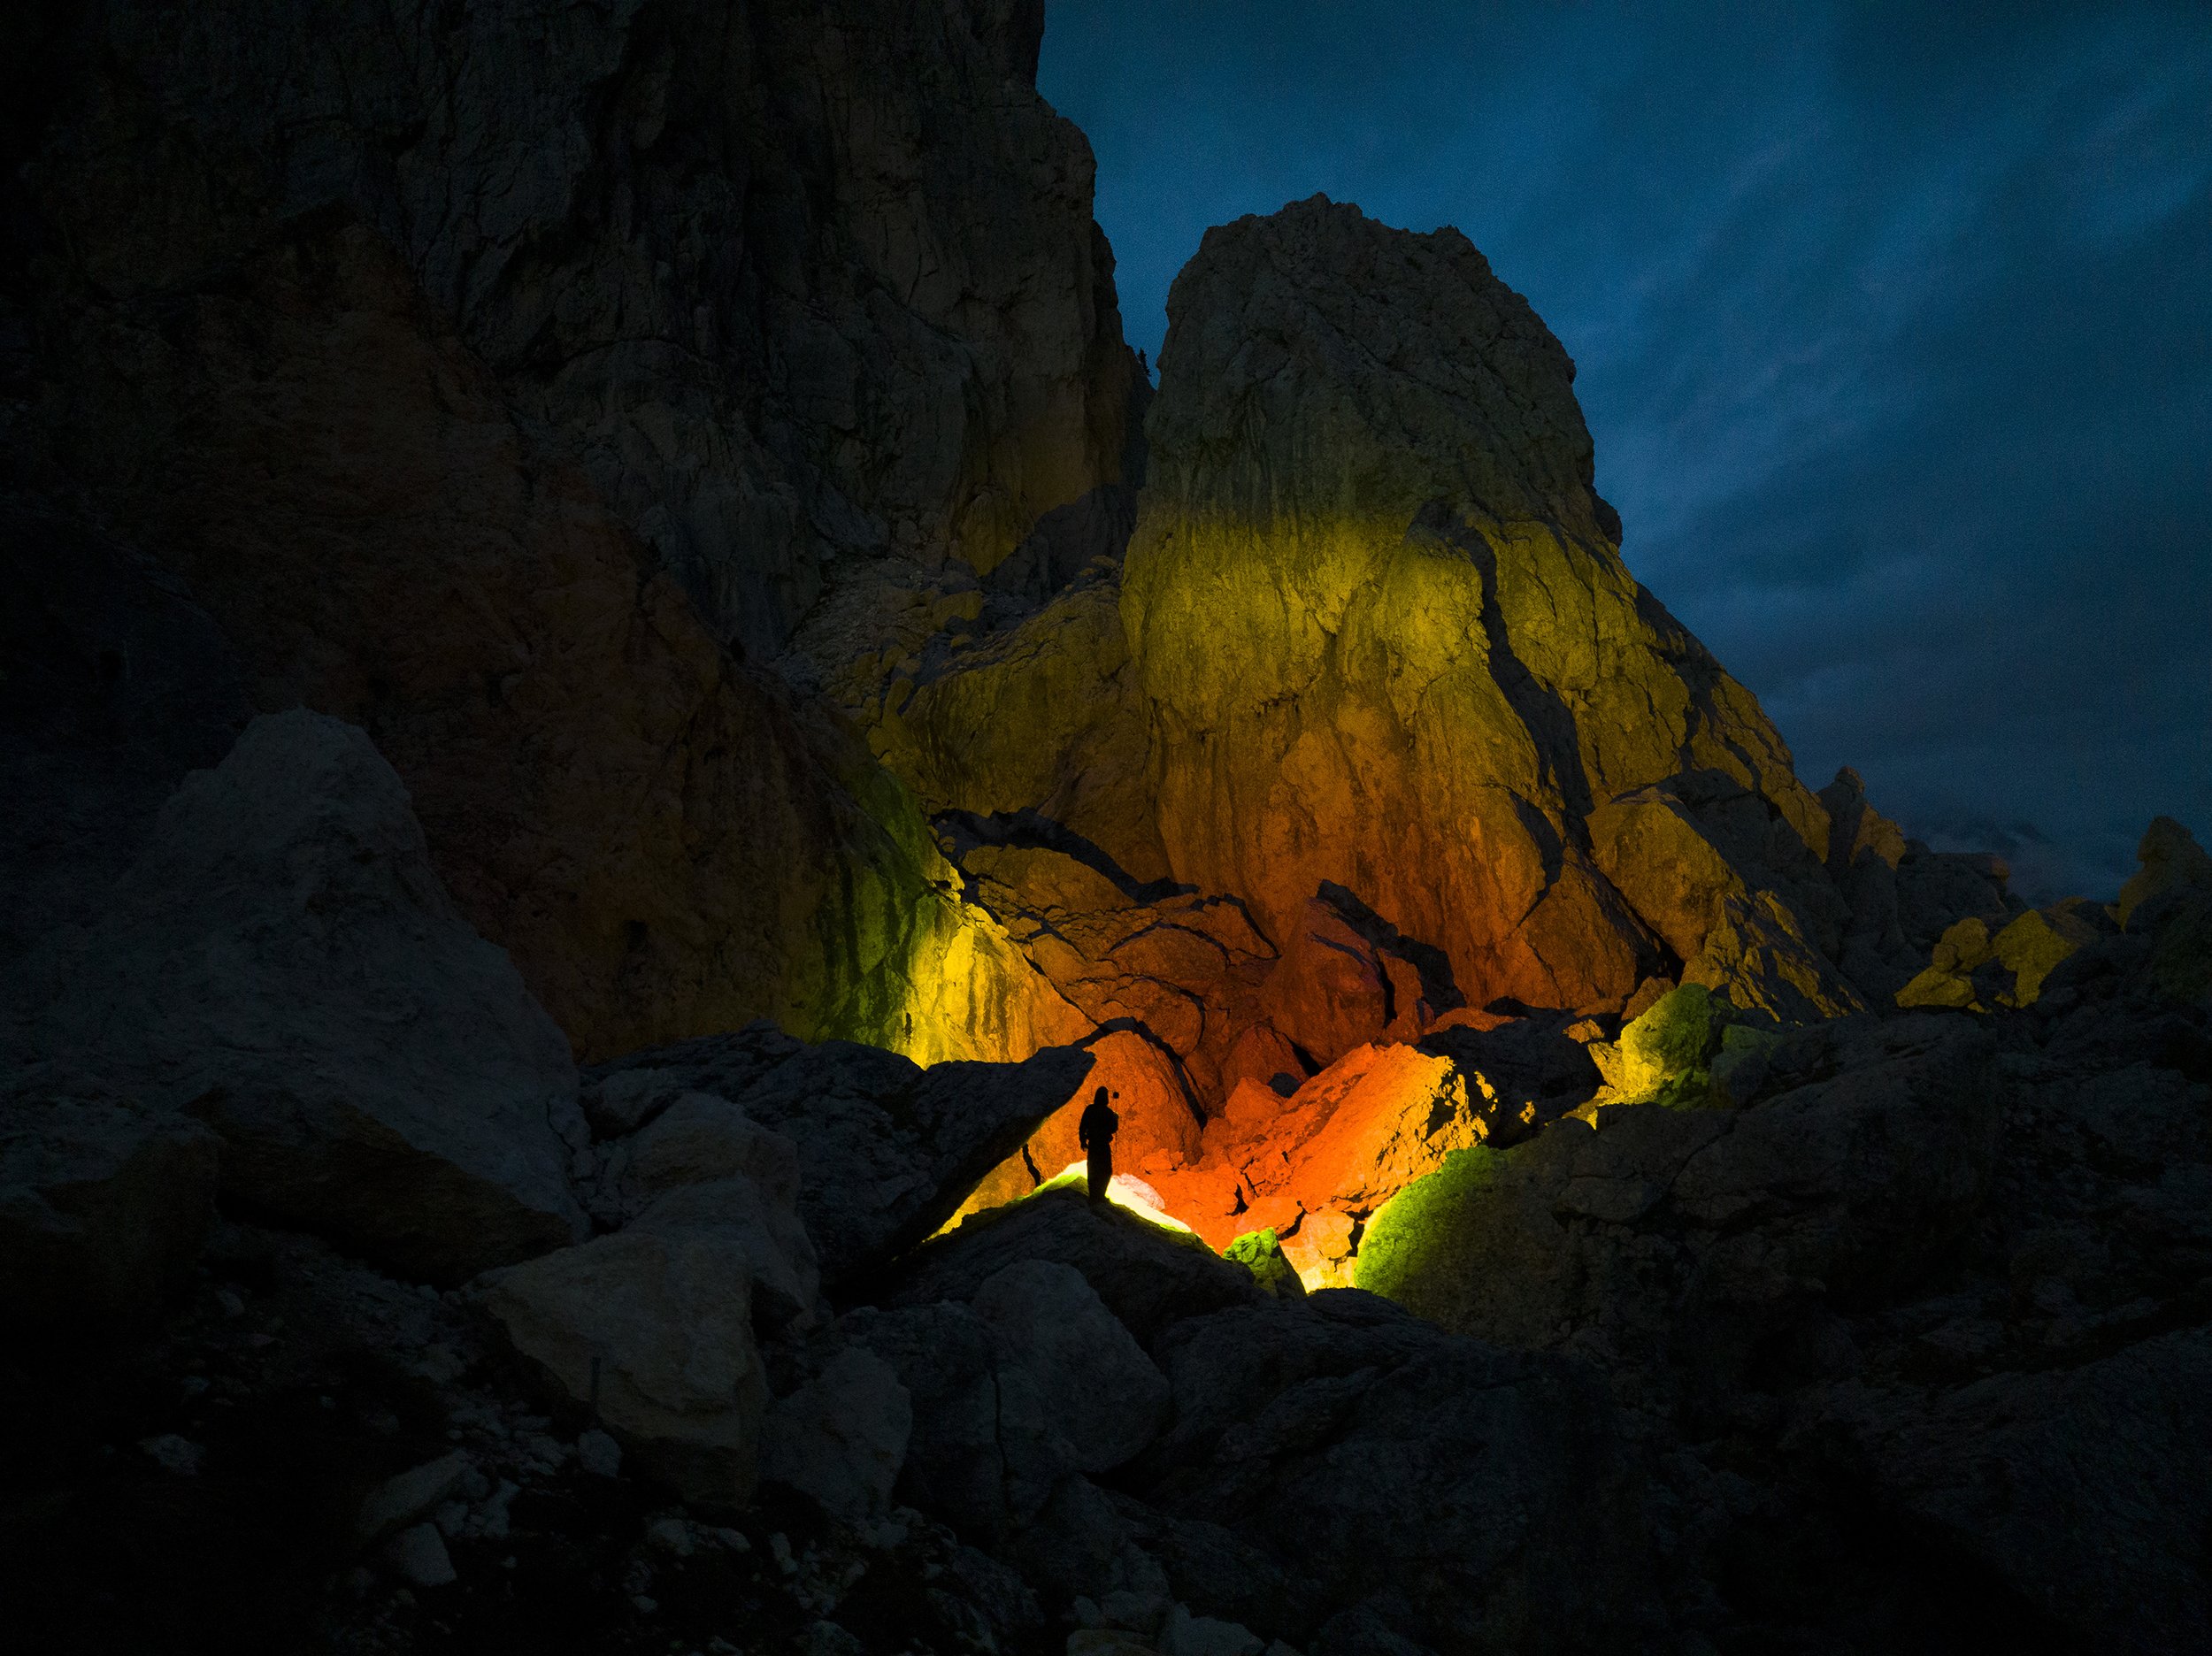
[1123,196,1852,1021]
[890,197,1890,1100]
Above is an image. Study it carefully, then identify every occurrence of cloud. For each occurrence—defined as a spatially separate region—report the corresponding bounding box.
[1042,0,2212,898]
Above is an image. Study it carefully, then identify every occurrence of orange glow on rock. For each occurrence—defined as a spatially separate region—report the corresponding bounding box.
[949,1034,1497,1291]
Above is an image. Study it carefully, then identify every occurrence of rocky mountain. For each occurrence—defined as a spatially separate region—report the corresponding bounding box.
[3,0,1131,1065]
[4,4,2208,1655]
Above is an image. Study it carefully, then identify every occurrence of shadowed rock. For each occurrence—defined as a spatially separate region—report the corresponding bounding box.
[1131,1295,1656,1652]
[12,0,1118,1067]
[0,1082,220,1332]
[588,1027,1094,1290]
[477,1230,770,1508]
[885,1189,1263,1347]
[6,710,587,1283]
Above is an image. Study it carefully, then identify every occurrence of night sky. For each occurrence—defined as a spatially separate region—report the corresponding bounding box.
[1039,1,2211,901]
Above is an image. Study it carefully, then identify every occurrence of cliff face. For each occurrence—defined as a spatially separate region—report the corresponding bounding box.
[4,0,1128,1062]
[8,9,1983,1079]
[1127,197,1857,1016]
[895,197,1876,1074]
[42,0,1140,662]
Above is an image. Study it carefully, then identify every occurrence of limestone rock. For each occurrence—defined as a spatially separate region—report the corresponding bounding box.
[0,1084,220,1331]
[1116,197,1837,1018]
[893,1190,1263,1347]
[1805,1326,2212,1656]
[2119,817,2212,1005]
[972,1261,1173,1473]
[595,1091,823,1319]
[950,832,1279,1105]
[1222,1230,1306,1299]
[760,1346,913,1524]
[627,1177,821,1330]
[356,1453,471,1547]
[1160,1607,1266,1656]
[1357,1015,1998,1392]
[13,4,1112,1068]
[476,1230,770,1508]
[1258,896,1430,1068]
[1684,891,1866,1023]
[7,711,586,1283]
[588,1027,1094,1288]
[1608,982,1728,1102]
[1897,901,2108,1012]
[1138,1296,1655,1651]
[384,1523,457,1589]
[972,1031,1206,1219]
[1250,1045,1484,1215]
[887,195,1860,1055]
[841,1300,1071,1536]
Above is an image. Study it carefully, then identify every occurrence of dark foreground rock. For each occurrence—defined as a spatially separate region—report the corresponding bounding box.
[884,1190,1263,1345]
[0,1085,220,1330]
[1346,837,2212,1654]
[4,710,588,1284]
[588,1029,1094,1291]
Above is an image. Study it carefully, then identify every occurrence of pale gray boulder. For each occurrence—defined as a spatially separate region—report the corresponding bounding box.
[841,1300,1072,1537]
[595,1089,823,1322]
[760,1346,913,1524]
[629,1177,821,1329]
[355,1452,471,1546]
[972,1261,1171,1474]
[476,1230,770,1508]
[8,710,587,1282]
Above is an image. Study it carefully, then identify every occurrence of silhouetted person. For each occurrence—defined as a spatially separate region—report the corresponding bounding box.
[1078,1086,1119,1202]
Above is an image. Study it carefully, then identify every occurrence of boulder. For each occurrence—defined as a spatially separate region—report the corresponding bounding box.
[476,1230,770,1507]
[606,1091,803,1214]
[6,710,587,1283]
[1133,1297,1655,1652]
[1803,1326,2212,1656]
[588,1027,1094,1288]
[841,1300,1071,1536]
[890,1190,1264,1348]
[1898,901,2108,1011]
[355,1453,471,1547]
[1358,1015,1999,1402]
[1222,1230,1305,1299]
[1261,1046,1484,1215]
[972,1261,1172,1473]
[593,1090,821,1321]
[1413,1016,1601,1138]
[0,1083,220,1331]
[760,1346,912,1525]
[627,1177,820,1329]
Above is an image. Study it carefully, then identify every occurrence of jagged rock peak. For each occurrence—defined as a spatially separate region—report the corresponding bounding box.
[1119,196,1849,1020]
[1150,193,1620,543]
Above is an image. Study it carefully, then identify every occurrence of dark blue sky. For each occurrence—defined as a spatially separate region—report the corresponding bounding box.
[1040,1,2211,901]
